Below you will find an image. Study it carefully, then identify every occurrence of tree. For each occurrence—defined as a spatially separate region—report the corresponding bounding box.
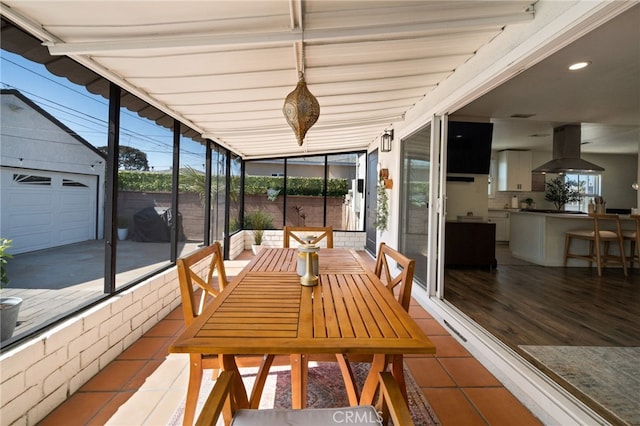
[98,146,149,171]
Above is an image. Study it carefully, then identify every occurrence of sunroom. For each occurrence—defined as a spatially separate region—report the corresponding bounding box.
[1,1,638,425]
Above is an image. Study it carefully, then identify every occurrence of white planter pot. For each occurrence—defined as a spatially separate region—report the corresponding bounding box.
[117,228,128,240]
[251,244,262,255]
[1,297,23,341]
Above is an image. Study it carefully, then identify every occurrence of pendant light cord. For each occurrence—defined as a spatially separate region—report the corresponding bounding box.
[300,28,305,79]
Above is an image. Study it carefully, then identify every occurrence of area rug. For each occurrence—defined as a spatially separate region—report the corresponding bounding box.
[520,345,640,425]
[169,361,440,425]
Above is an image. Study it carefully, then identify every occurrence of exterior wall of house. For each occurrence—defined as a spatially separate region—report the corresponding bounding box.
[0,268,181,425]
[0,93,105,180]
[0,92,106,247]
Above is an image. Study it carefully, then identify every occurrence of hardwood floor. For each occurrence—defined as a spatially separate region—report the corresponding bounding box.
[445,263,640,348]
[444,244,639,424]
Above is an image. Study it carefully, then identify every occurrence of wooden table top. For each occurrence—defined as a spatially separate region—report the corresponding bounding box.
[169,248,435,357]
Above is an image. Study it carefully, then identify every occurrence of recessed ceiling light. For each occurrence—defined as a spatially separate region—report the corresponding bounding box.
[568,61,591,71]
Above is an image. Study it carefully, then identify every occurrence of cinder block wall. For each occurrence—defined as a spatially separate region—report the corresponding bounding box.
[0,268,182,426]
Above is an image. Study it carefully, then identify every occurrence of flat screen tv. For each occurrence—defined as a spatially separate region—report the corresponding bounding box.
[446,121,493,174]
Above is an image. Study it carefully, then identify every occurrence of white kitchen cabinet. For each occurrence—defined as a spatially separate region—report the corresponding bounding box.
[498,150,532,191]
[488,210,510,242]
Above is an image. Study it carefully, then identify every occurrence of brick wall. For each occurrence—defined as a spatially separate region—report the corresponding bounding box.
[238,230,366,253]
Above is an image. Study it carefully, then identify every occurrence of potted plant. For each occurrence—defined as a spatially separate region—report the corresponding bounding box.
[522,197,535,209]
[117,216,129,240]
[545,177,581,211]
[245,210,273,255]
[1,238,22,341]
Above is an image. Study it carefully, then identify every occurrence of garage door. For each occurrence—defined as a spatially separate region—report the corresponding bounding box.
[0,167,98,254]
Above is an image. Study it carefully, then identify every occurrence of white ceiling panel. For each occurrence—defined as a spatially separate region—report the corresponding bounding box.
[2,0,542,159]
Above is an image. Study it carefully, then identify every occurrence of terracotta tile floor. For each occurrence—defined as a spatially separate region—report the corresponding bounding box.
[38,250,543,425]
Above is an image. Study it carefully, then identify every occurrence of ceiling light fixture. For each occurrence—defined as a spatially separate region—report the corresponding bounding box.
[283,29,319,146]
[568,61,591,71]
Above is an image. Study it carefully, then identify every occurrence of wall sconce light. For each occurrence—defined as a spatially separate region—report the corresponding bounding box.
[381,130,393,152]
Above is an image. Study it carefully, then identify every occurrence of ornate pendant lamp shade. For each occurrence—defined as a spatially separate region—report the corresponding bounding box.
[283,72,320,146]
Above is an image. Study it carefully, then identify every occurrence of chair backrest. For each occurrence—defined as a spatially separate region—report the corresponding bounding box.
[374,243,415,311]
[195,370,414,426]
[630,214,640,239]
[176,241,228,326]
[591,213,624,241]
[283,226,334,248]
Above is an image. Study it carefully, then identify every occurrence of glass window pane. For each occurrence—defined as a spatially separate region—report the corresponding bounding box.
[327,153,365,231]
[214,148,228,240]
[1,47,108,342]
[229,153,242,234]
[286,156,326,227]
[245,159,285,229]
[178,133,207,256]
[115,92,173,290]
[563,173,601,212]
[399,129,431,286]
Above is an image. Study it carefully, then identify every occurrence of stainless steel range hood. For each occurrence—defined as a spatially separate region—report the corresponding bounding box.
[532,124,604,173]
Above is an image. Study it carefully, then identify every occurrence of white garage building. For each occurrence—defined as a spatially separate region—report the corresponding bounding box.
[1,89,105,254]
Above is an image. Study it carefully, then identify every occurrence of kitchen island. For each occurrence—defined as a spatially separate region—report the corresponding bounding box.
[510,211,635,267]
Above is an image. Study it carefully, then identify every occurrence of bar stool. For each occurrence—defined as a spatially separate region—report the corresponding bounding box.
[564,213,628,276]
[623,214,639,268]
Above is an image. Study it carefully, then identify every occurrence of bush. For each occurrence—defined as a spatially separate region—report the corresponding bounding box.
[117,171,349,198]
[1,238,13,288]
[244,210,274,230]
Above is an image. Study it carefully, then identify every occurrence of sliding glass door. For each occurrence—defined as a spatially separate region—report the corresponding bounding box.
[399,126,432,288]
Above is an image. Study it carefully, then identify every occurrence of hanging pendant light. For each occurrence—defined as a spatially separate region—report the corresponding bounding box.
[283,29,319,146]
[283,72,320,146]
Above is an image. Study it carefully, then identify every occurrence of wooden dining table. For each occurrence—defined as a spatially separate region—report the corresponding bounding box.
[169,247,436,410]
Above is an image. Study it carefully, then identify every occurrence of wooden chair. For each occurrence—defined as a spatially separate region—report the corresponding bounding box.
[176,242,275,425]
[282,226,334,248]
[374,242,416,311]
[623,214,639,268]
[195,370,415,426]
[563,214,628,276]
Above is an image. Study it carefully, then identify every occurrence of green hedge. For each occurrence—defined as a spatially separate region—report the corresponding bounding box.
[118,171,174,192]
[118,171,348,197]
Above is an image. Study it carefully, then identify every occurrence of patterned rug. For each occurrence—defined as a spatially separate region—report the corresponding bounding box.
[520,346,640,425]
[169,361,440,425]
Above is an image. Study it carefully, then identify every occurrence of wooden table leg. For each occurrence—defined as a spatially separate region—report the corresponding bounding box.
[359,354,389,405]
[220,354,249,409]
[336,353,360,406]
[290,354,308,408]
[391,354,408,404]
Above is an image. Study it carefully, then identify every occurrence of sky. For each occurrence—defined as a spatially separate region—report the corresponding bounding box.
[1,50,204,171]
